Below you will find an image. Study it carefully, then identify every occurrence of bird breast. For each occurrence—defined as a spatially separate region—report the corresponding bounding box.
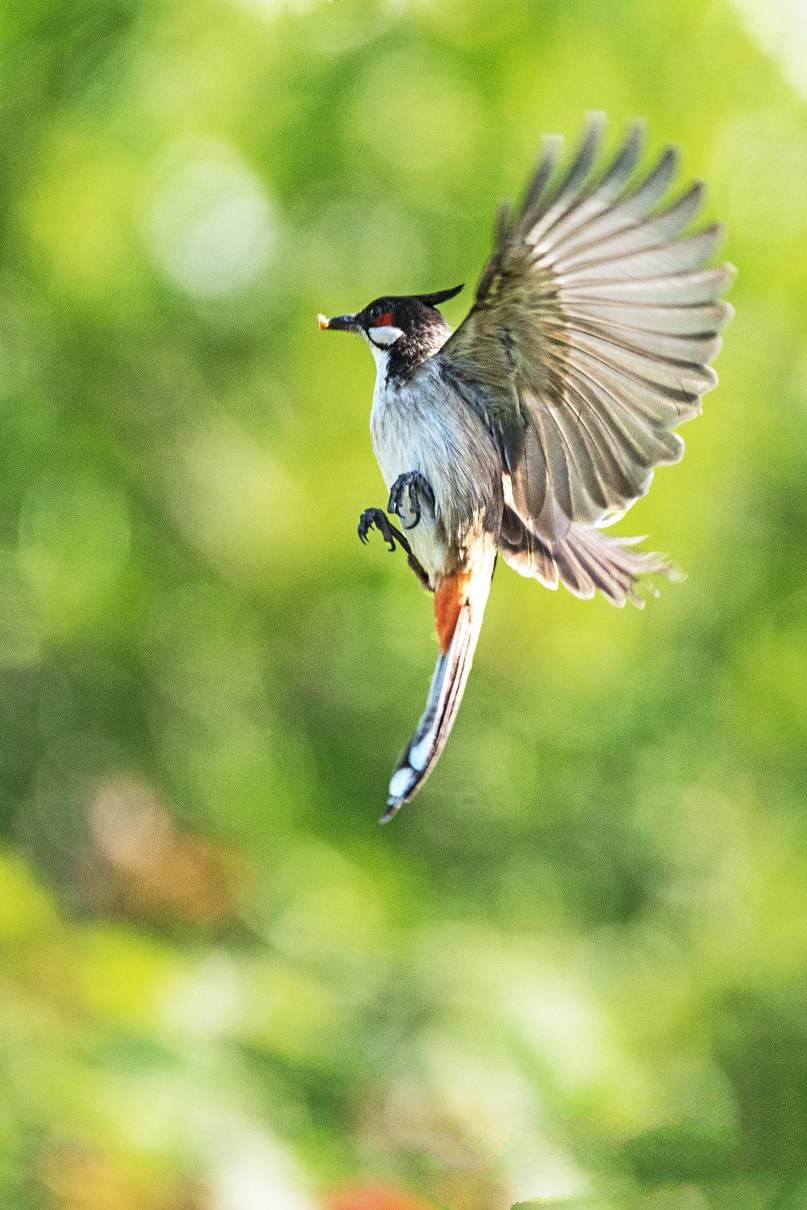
[370,359,502,580]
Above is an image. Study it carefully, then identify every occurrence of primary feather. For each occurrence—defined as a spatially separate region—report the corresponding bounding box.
[439,115,734,563]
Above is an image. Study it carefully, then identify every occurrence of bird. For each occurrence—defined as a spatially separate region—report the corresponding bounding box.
[317,115,734,823]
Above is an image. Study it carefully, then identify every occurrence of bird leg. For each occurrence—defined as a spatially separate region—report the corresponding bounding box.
[387,471,435,531]
[357,507,431,591]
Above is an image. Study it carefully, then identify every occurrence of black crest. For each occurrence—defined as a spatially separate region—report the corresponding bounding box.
[413,284,465,308]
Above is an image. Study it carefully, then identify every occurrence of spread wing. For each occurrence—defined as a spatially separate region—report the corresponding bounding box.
[438,115,735,541]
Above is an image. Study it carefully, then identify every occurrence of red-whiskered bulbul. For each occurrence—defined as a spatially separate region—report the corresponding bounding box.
[318,116,734,823]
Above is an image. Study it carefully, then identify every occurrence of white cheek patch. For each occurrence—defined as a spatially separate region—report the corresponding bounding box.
[369,325,404,347]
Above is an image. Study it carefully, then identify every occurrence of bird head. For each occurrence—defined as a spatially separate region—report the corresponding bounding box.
[318,284,464,376]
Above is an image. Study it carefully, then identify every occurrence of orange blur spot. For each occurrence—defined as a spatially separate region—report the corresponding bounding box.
[323,1188,432,1210]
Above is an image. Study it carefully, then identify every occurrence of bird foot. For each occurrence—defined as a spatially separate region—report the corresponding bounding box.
[387,471,435,531]
[357,507,431,591]
[358,507,406,552]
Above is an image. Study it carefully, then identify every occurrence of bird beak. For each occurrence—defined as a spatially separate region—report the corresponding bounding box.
[317,312,359,332]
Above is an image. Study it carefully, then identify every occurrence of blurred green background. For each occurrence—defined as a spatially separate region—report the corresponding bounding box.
[1,0,806,1207]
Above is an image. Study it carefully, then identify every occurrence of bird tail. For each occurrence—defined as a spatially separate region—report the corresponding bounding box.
[500,508,680,607]
[381,547,496,823]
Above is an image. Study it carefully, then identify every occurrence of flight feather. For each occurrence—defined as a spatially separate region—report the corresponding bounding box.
[438,115,735,548]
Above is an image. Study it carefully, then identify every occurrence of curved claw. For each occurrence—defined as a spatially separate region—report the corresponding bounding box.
[358,507,399,552]
[410,476,435,521]
[356,505,432,592]
[388,471,435,531]
[401,480,421,530]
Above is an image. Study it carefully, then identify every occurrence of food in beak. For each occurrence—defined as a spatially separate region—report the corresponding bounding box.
[317,313,358,332]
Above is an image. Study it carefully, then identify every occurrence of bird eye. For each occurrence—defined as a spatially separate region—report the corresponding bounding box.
[368,303,396,328]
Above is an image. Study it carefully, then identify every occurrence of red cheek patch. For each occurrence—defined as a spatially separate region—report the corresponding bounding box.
[373,311,395,327]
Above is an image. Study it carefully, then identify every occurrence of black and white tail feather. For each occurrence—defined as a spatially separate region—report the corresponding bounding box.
[381,601,482,823]
[382,549,496,823]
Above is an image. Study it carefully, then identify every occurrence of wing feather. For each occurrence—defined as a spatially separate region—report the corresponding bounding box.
[438,116,733,541]
[533,145,680,259]
[565,329,717,392]
[517,135,564,222]
[567,300,733,335]
[557,224,725,285]
[561,264,735,306]
[525,121,645,248]
[569,316,722,364]
[551,182,706,271]
[524,113,605,243]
